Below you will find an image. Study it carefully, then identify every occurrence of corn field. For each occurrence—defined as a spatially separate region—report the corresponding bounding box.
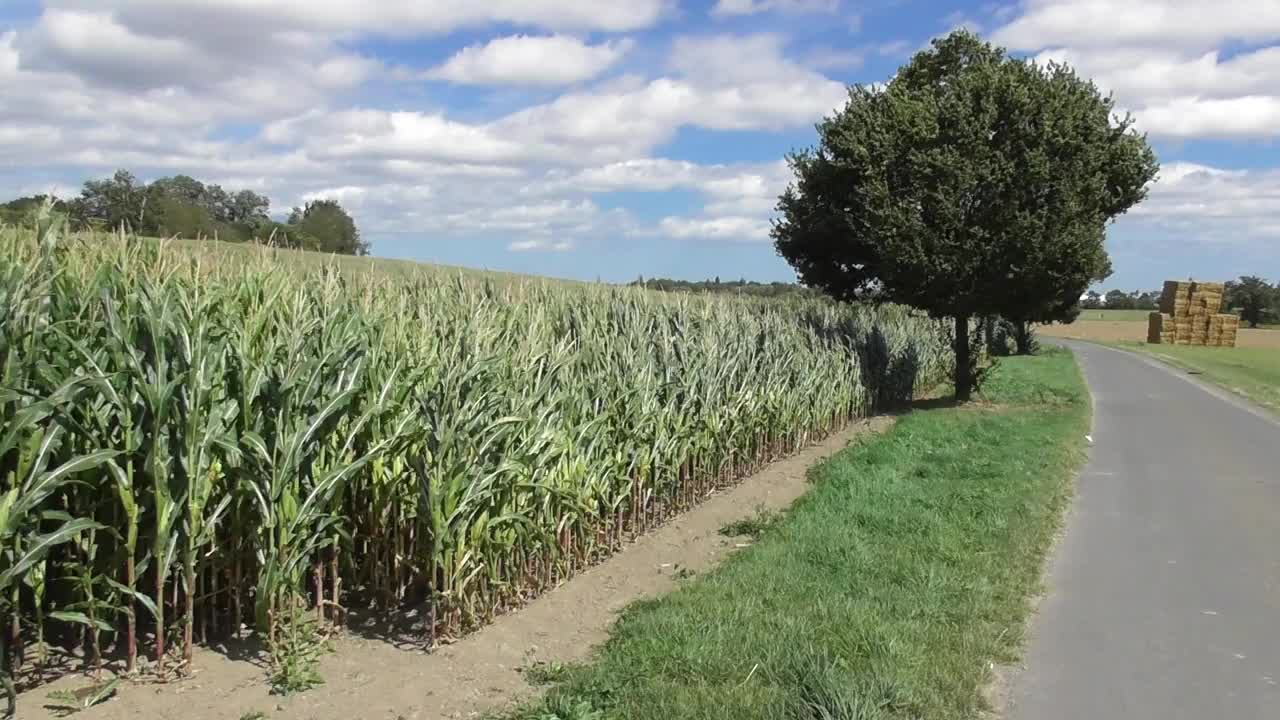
[0,213,952,705]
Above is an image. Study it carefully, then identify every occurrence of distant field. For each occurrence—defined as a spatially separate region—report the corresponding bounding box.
[1073,309,1153,322]
[1040,321,1280,350]
[1069,308,1279,329]
[1110,341,1280,415]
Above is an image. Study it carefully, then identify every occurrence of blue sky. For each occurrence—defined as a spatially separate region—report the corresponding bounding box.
[2,0,1278,292]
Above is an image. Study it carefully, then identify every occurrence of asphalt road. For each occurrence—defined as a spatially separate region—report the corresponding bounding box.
[1009,340,1280,720]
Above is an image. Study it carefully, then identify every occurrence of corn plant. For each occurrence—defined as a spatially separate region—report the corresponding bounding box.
[0,224,954,714]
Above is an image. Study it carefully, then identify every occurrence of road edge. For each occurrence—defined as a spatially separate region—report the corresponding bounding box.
[1058,339,1280,428]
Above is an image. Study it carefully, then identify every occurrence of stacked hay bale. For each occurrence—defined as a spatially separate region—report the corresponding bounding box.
[1216,314,1240,347]
[1207,314,1225,347]
[1149,280,1238,347]
[1147,312,1175,344]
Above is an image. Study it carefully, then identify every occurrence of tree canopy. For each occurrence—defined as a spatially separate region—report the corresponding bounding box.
[1225,276,1278,328]
[772,30,1159,400]
[288,199,368,256]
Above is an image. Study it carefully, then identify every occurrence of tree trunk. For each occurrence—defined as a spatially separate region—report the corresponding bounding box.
[1014,320,1033,355]
[954,315,973,402]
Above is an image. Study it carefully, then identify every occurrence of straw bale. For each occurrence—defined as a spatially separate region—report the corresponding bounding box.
[1147,313,1164,343]
[1160,280,1194,314]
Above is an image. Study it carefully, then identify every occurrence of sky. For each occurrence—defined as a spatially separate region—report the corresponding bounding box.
[1,0,1278,292]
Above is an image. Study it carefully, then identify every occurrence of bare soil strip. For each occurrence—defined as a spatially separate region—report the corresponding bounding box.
[23,417,892,720]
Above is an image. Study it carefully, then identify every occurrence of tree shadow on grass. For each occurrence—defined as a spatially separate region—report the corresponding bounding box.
[909,397,963,412]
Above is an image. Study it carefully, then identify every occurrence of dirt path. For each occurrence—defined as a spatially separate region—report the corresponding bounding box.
[24,417,891,720]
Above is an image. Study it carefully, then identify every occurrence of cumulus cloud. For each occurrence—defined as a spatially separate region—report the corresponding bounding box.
[1135,96,1280,139]
[1130,162,1280,240]
[2,6,838,249]
[1034,46,1280,103]
[15,0,1273,257]
[991,0,1280,50]
[19,9,215,90]
[993,1,1280,140]
[9,9,382,131]
[42,0,670,35]
[535,157,788,195]
[710,0,839,17]
[427,35,632,86]
[261,34,846,169]
[509,239,574,252]
[658,215,773,241]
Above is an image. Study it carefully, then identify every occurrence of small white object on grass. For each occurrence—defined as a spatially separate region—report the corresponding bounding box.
[1085,434,1093,444]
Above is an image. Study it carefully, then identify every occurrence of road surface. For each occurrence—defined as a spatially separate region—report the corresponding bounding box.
[1009,341,1280,719]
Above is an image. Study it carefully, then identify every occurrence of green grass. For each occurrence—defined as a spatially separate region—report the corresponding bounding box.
[508,349,1090,720]
[1112,341,1280,414]
[1073,309,1153,322]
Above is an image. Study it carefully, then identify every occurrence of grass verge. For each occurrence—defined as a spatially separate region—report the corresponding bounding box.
[506,348,1089,720]
[1110,341,1280,415]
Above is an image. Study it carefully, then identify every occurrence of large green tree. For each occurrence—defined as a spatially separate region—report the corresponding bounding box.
[288,199,367,255]
[773,31,1158,400]
[72,169,147,230]
[1225,276,1276,328]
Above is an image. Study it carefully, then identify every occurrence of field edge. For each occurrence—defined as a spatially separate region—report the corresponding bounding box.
[504,348,1091,720]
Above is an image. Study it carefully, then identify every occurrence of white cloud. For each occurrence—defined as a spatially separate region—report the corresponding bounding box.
[530,157,788,242]
[44,0,670,35]
[1126,162,1280,240]
[538,157,788,196]
[991,0,1280,50]
[272,110,533,165]
[710,0,839,17]
[803,47,865,71]
[427,35,632,86]
[10,9,383,130]
[509,239,574,252]
[669,33,821,84]
[1135,96,1280,138]
[995,1,1280,139]
[315,55,381,89]
[658,215,773,241]
[434,199,604,236]
[1034,46,1280,105]
[21,9,212,89]
[265,34,846,169]
[875,40,912,57]
[2,9,837,250]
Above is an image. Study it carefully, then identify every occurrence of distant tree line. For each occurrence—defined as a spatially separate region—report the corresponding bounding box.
[1,169,367,255]
[630,275,818,299]
[1081,289,1161,311]
[1078,277,1279,327]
